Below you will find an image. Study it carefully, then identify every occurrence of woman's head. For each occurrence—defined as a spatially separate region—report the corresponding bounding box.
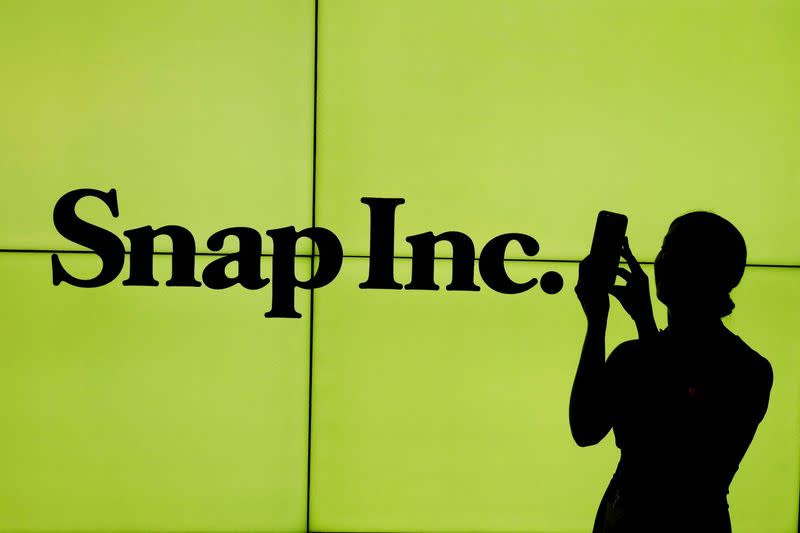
[654,211,746,318]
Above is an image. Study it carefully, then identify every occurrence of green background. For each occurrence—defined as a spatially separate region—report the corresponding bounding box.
[0,1,797,532]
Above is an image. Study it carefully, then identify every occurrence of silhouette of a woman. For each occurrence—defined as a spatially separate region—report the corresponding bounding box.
[571,211,773,533]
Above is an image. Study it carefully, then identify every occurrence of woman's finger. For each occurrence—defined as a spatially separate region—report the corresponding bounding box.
[622,237,644,273]
[616,267,632,282]
[608,285,625,302]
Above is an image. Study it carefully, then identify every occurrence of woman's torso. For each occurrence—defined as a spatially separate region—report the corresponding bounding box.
[595,326,769,531]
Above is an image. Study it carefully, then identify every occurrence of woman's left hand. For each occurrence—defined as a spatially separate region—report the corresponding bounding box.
[609,237,657,333]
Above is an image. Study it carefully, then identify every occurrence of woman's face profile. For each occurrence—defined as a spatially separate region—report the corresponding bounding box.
[654,223,696,309]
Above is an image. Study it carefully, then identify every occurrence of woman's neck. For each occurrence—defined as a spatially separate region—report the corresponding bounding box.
[666,309,725,338]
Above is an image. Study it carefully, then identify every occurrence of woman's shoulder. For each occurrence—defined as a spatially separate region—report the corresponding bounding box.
[605,334,659,372]
[725,332,774,387]
[606,329,771,374]
[608,329,668,357]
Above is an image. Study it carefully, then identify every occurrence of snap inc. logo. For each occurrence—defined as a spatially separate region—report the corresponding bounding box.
[52,188,565,318]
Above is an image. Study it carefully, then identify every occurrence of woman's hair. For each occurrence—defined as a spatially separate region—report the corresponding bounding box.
[669,211,747,318]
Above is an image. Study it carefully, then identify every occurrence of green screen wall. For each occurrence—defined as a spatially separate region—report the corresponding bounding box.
[0,1,797,532]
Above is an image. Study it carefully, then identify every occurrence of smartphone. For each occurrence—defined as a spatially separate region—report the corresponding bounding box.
[589,210,628,290]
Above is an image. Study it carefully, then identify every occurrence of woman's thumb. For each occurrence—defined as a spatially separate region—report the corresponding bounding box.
[608,285,623,302]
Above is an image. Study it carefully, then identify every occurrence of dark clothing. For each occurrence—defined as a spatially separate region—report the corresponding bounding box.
[592,326,773,533]
[593,471,731,533]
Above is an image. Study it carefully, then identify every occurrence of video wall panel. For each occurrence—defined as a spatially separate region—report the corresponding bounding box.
[316,0,799,263]
[310,258,798,533]
[0,0,314,254]
[0,252,311,532]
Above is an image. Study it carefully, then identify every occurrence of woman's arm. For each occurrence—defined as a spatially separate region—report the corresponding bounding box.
[571,242,652,447]
[569,316,613,447]
[572,254,615,447]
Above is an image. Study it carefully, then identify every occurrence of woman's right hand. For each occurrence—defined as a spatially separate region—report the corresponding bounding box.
[575,254,610,325]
